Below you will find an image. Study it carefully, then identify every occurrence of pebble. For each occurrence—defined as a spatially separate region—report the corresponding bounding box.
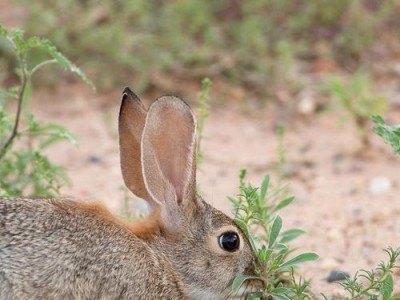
[297,96,316,116]
[324,270,350,283]
[327,229,343,242]
[320,258,340,272]
[87,155,103,164]
[368,177,393,195]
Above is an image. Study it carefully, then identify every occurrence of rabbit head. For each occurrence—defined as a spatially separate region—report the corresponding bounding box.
[119,88,257,299]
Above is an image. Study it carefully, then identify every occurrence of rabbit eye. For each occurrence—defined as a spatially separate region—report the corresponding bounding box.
[218,232,240,252]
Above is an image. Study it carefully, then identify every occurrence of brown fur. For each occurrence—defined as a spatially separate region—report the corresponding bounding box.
[55,200,163,240]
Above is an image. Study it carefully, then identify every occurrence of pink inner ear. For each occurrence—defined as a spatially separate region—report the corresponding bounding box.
[142,97,196,206]
[149,111,193,204]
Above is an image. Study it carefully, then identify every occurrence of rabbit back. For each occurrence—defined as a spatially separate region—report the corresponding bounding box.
[0,197,186,300]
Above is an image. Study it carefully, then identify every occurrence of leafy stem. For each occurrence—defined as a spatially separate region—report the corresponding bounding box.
[0,58,28,160]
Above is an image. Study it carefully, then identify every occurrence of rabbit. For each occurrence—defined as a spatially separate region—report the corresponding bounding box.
[0,88,257,300]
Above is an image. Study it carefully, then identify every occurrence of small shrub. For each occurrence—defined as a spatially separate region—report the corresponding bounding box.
[196,77,211,167]
[323,247,400,300]
[324,72,387,149]
[229,170,318,299]
[0,24,93,197]
[14,1,399,95]
[372,115,400,155]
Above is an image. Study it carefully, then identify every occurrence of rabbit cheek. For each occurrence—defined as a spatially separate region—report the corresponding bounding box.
[205,227,248,286]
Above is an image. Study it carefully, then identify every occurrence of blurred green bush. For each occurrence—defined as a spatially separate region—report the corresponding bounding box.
[13,0,400,94]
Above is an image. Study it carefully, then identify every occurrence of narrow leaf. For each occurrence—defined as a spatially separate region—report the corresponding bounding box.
[274,196,295,211]
[231,275,261,294]
[381,274,394,300]
[259,175,269,200]
[268,216,282,249]
[279,253,319,270]
[279,229,306,243]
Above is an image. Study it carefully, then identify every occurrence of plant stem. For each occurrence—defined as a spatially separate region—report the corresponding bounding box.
[0,65,28,160]
[31,59,57,76]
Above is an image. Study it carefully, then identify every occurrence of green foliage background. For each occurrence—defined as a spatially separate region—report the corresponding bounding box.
[8,0,400,94]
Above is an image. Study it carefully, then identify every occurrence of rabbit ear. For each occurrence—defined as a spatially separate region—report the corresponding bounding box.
[141,96,197,219]
[119,87,154,206]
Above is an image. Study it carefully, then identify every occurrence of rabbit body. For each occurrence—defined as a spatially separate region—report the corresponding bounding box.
[0,89,256,299]
[0,197,185,300]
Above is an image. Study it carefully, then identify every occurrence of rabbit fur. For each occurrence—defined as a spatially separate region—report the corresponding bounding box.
[0,88,256,300]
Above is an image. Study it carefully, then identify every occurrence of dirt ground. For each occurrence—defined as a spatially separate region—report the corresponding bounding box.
[29,82,400,298]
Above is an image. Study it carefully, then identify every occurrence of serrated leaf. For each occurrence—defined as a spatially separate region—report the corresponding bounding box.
[268,216,282,249]
[279,253,319,270]
[36,39,95,90]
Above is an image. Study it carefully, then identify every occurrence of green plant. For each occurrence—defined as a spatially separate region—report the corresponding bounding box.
[0,25,93,197]
[323,247,400,300]
[228,169,400,299]
[325,72,387,149]
[372,115,400,155]
[196,77,211,167]
[229,170,318,299]
[275,125,288,181]
[15,0,399,96]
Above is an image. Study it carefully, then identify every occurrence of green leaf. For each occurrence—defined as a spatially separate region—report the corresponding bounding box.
[274,196,294,211]
[279,229,306,243]
[372,115,400,154]
[279,253,319,270]
[381,274,394,300]
[268,216,282,249]
[36,39,95,90]
[246,291,265,299]
[0,25,8,36]
[270,292,291,300]
[259,175,269,200]
[231,275,261,294]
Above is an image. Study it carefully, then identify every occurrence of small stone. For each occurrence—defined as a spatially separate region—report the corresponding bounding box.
[320,258,340,272]
[327,229,342,242]
[87,155,102,164]
[371,207,392,224]
[324,270,350,283]
[281,163,298,177]
[369,177,393,195]
[297,95,316,116]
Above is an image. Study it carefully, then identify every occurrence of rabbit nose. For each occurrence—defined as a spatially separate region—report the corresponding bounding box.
[243,264,257,276]
[250,278,266,290]
[242,265,266,290]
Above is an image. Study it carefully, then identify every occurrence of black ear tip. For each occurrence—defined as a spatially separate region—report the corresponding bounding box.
[123,86,133,96]
[122,87,141,102]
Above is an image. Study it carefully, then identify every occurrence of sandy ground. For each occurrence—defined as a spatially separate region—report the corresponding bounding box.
[29,83,400,298]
